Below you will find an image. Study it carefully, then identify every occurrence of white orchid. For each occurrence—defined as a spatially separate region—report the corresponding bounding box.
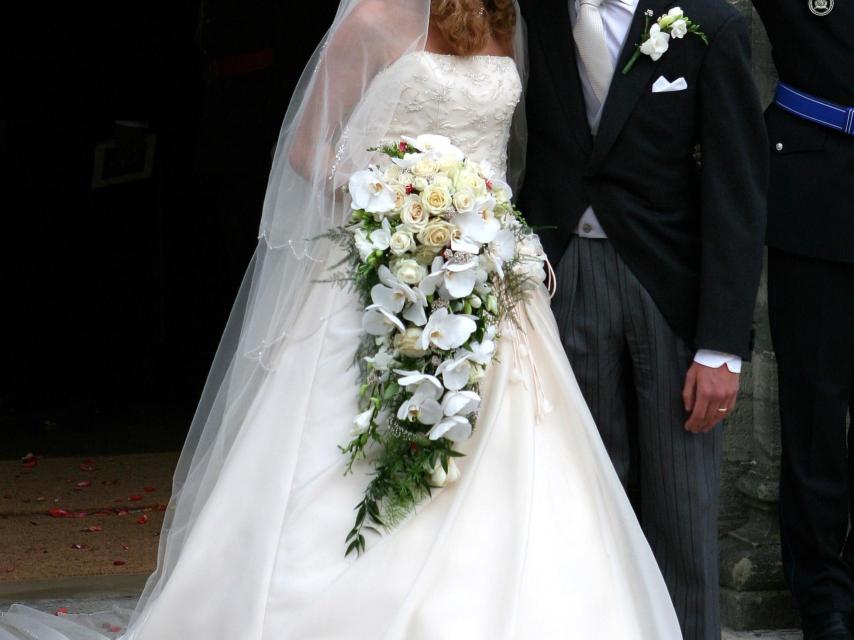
[371,265,428,326]
[436,339,494,390]
[352,408,374,436]
[419,257,447,297]
[460,339,496,366]
[455,197,500,245]
[488,177,513,205]
[436,356,473,391]
[419,255,477,301]
[485,228,517,279]
[442,254,479,299]
[394,369,443,393]
[427,415,473,443]
[442,390,480,417]
[401,134,464,160]
[354,229,375,262]
[348,168,396,214]
[368,218,392,251]
[396,381,443,425]
[362,304,405,336]
[418,307,477,351]
[364,348,394,371]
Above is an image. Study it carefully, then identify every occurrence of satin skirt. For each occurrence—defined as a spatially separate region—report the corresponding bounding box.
[0,282,682,639]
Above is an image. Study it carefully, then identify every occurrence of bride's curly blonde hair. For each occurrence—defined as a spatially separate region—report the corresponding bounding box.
[431,0,516,56]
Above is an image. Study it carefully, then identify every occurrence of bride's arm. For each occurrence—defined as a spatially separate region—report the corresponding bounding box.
[287,0,426,182]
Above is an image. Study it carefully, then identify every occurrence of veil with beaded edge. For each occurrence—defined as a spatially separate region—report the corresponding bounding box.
[0,2,527,638]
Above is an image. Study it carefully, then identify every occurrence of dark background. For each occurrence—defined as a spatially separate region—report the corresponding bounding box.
[1,1,339,458]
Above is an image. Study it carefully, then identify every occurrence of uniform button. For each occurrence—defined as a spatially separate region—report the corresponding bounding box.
[775,142,784,151]
[582,223,593,234]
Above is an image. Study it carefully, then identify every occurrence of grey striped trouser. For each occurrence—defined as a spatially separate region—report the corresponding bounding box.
[552,237,722,640]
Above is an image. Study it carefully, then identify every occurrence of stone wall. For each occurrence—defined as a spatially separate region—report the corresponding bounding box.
[718,3,795,630]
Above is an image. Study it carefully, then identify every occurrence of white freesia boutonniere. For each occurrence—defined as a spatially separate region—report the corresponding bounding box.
[622,7,709,75]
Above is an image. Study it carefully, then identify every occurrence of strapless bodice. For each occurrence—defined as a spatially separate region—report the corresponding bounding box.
[371,52,522,177]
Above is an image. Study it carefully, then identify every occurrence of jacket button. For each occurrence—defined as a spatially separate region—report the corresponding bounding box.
[775,142,784,151]
[582,223,593,234]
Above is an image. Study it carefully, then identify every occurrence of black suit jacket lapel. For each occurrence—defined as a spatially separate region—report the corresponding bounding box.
[533,0,593,155]
[587,0,675,172]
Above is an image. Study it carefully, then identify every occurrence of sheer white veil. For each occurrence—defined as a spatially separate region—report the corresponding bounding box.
[134,1,529,619]
[142,0,524,632]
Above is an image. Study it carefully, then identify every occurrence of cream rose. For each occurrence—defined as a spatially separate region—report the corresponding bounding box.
[452,190,476,213]
[390,185,407,211]
[401,196,429,231]
[393,258,427,285]
[397,171,415,187]
[454,169,487,196]
[412,157,438,177]
[413,176,429,192]
[421,184,452,215]
[431,174,453,190]
[394,327,429,358]
[418,220,455,249]
[389,229,415,256]
[437,154,461,175]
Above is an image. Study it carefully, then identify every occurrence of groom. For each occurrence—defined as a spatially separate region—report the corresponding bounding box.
[517,0,768,638]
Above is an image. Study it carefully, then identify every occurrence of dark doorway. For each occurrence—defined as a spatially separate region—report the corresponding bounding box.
[2,2,340,459]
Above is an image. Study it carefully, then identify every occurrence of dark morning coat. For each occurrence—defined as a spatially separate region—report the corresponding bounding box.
[517,0,769,360]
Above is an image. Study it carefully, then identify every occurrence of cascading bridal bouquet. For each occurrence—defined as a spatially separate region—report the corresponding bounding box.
[325,134,546,556]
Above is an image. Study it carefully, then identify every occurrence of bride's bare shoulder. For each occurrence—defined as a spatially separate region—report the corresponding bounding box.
[346,0,422,27]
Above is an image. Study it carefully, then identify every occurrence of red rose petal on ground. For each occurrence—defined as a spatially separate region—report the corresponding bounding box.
[35,496,46,502]
[113,559,126,566]
[22,460,38,469]
[79,463,96,472]
[75,480,92,488]
[81,525,103,532]
[48,508,70,518]
[155,504,167,511]
[116,509,129,517]
[136,515,149,525]
[121,544,130,551]
[128,495,143,502]
[70,543,87,550]
[55,607,69,616]
[143,487,156,492]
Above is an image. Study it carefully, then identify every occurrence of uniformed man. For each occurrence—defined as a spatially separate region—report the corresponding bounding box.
[751,2,854,639]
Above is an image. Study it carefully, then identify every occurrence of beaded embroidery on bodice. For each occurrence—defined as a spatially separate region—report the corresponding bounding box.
[377,52,522,178]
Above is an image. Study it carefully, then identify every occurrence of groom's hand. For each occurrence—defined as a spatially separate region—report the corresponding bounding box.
[682,362,739,433]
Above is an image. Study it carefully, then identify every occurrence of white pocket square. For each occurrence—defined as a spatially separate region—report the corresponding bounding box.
[651,76,688,93]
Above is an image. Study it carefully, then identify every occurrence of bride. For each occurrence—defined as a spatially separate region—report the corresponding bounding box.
[1,1,682,638]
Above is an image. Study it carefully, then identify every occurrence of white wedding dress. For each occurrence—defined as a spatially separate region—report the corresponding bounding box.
[0,52,682,640]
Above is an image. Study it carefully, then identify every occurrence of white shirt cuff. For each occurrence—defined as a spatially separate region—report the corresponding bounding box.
[694,350,742,374]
